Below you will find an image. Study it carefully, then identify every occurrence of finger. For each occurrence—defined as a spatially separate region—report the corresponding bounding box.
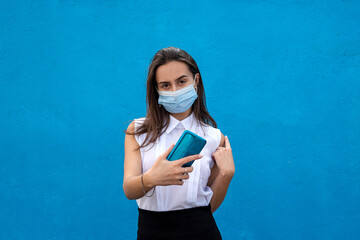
[225,135,231,149]
[177,154,202,166]
[182,173,190,180]
[186,166,194,173]
[162,143,175,158]
[175,179,184,185]
[180,166,192,175]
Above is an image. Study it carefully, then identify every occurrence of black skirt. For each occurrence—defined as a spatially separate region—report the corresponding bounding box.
[137,204,222,240]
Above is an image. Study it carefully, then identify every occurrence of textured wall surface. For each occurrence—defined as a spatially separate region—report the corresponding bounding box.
[1,0,360,239]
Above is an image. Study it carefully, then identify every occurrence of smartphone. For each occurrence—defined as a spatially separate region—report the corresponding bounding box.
[167,130,207,167]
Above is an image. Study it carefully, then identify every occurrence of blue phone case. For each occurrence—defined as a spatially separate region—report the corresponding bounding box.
[166,130,207,167]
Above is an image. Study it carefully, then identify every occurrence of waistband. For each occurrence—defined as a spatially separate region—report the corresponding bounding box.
[138,204,211,216]
[137,204,215,237]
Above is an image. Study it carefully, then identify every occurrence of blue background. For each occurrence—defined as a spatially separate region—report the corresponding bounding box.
[1,0,360,239]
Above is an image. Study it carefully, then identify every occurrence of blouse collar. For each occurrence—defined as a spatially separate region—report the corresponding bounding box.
[166,112,196,134]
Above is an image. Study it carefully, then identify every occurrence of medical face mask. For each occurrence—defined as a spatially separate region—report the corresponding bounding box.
[157,78,198,114]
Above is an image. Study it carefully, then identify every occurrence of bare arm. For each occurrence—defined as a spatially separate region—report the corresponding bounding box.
[123,121,153,199]
[208,133,235,213]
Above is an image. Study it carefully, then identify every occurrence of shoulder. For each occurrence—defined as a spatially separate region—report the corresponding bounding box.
[125,117,145,137]
[127,117,146,132]
[126,121,135,134]
[134,117,146,125]
[128,117,147,146]
[201,123,224,148]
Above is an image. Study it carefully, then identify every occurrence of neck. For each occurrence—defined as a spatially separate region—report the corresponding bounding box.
[170,108,192,121]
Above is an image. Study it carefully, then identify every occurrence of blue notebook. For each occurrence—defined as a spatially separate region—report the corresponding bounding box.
[167,130,207,167]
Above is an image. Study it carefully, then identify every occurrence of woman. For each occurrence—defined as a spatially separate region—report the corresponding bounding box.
[123,47,235,240]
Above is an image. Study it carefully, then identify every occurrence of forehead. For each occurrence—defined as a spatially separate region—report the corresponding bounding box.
[155,61,191,83]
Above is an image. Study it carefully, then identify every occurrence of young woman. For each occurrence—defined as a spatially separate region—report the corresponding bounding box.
[123,47,235,240]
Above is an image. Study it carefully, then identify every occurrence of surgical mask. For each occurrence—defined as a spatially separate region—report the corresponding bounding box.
[157,79,198,113]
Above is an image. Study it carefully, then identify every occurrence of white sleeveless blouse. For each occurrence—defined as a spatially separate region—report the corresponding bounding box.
[134,113,221,211]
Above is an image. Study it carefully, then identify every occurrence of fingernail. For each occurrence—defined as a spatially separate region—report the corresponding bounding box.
[198,154,203,158]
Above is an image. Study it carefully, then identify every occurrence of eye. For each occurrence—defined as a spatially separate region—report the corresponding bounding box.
[161,83,169,89]
[178,80,187,85]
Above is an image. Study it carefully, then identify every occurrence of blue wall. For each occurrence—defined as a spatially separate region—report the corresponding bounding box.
[1,1,359,239]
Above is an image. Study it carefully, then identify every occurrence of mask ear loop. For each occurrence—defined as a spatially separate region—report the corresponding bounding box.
[155,84,162,108]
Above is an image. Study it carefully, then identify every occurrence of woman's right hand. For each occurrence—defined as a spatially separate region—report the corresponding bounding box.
[143,144,202,188]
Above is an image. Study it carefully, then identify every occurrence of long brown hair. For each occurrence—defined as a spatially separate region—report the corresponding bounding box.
[127,47,217,149]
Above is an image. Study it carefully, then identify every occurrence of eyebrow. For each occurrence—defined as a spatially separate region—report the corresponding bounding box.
[158,75,188,84]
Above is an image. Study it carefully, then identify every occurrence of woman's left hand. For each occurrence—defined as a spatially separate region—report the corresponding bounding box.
[212,135,235,179]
